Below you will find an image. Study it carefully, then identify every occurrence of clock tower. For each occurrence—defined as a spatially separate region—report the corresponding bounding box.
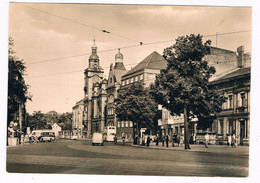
[83,40,104,137]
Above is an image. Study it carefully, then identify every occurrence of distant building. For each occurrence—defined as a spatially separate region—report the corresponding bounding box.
[106,49,128,129]
[209,46,250,145]
[52,123,62,136]
[72,99,84,137]
[72,40,107,138]
[118,51,167,139]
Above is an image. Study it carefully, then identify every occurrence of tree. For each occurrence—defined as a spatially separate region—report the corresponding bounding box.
[8,37,31,126]
[45,110,59,125]
[116,82,158,143]
[58,112,72,130]
[151,34,226,149]
[27,111,47,130]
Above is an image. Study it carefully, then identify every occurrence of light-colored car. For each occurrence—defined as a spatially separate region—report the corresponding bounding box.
[92,133,104,146]
[38,132,56,142]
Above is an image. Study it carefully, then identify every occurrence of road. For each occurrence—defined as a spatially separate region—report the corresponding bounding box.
[6,139,249,177]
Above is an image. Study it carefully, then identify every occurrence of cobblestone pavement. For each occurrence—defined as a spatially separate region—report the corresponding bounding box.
[6,140,249,177]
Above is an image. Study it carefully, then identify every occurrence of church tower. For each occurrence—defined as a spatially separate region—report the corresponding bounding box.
[83,40,104,137]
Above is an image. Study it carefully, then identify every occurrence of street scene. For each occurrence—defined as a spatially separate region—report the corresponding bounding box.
[7,139,249,177]
[5,2,253,179]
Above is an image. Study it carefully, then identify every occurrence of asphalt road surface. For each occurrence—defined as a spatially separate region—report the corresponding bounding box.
[6,139,249,177]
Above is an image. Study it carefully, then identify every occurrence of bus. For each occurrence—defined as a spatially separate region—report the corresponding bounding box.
[105,126,116,142]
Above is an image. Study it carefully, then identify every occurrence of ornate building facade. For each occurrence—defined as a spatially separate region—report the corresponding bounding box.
[72,40,108,137]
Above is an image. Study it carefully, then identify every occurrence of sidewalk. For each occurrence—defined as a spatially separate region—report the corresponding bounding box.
[131,142,249,155]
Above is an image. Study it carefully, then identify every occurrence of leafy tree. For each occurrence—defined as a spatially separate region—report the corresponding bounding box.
[58,112,72,130]
[8,37,31,125]
[151,34,226,149]
[27,111,47,130]
[116,82,158,143]
[45,110,59,125]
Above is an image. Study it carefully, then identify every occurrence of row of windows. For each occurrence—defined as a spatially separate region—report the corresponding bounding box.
[222,92,249,110]
[117,121,133,128]
[218,119,236,135]
[107,108,114,115]
[122,74,143,86]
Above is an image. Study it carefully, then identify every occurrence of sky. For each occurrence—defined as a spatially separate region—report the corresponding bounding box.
[7,2,252,114]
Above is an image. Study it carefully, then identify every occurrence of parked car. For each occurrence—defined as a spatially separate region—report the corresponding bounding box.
[38,131,56,142]
[92,133,104,146]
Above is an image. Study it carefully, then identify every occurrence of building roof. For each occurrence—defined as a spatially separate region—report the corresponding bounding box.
[114,62,126,70]
[210,67,251,84]
[123,51,167,77]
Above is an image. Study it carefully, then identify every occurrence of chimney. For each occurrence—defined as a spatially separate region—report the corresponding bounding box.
[237,46,244,68]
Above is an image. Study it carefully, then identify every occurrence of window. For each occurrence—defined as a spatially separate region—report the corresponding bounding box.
[240,93,246,107]
[227,120,234,134]
[122,80,125,86]
[228,94,233,109]
[135,76,138,82]
[219,120,223,134]
[130,78,133,83]
[126,79,129,85]
[125,121,128,127]
[121,121,124,127]
[129,121,133,127]
[140,74,143,80]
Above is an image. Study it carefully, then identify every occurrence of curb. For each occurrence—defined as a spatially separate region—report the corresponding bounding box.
[130,144,249,155]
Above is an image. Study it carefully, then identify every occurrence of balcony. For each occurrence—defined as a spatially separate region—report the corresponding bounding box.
[236,106,248,113]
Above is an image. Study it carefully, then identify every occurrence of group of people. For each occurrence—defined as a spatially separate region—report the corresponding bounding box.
[154,134,184,147]
[113,134,125,146]
[228,134,237,148]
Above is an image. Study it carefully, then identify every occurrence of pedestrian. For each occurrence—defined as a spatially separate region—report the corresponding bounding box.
[180,135,184,147]
[176,134,180,147]
[114,135,117,144]
[205,132,209,148]
[232,134,237,148]
[21,133,24,145]
[228,134,232,148]
[172,134,175,147]
[142,135,145,146]
[147,135,150,147]
[156,134,159,146]
[122,135,125,146]
[162,136,165,146]
[166,134,169,147]
[193,134,196,145]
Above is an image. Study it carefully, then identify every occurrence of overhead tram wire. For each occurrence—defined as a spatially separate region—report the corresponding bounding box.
[25,6,141,44]
[26,55,240,78]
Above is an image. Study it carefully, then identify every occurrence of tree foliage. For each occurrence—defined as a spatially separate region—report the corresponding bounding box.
[27,111,47,130]
[27,111,72,130]
[151,34,226,149]
[116,82,159,137]
[8,37,31,123]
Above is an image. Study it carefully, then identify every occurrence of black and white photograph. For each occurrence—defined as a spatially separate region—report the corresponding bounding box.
[1,0,260,183]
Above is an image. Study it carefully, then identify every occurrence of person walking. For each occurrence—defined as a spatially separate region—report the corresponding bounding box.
[193,134,196,145]
[156,134,159,146]
[232,134,237,148]
[122,135,125,146]
[172,134,176,147]
[228,134,232,148]
[114,135,117,144]
[162,135,165,146]
[165,134,169,147]
[176,134,180,147]
[146,135,150,147]
[205,132,209,148]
